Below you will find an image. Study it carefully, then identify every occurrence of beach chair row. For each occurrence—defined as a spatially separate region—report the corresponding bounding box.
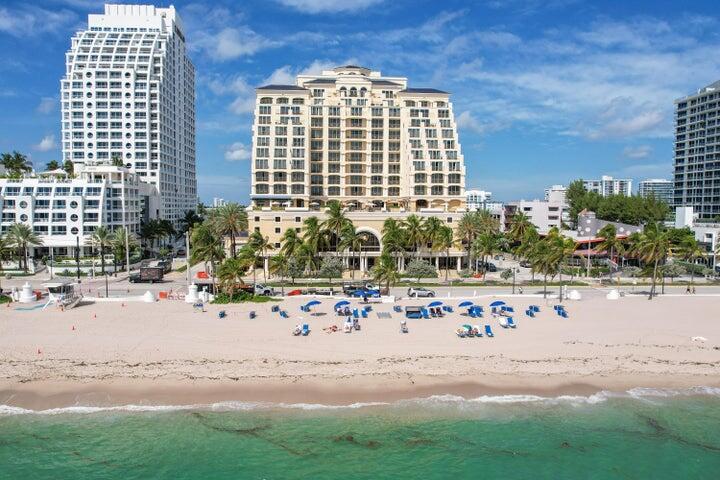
[457,324,495,338]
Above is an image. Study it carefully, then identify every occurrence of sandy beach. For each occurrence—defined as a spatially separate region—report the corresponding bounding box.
[1,293,719,409]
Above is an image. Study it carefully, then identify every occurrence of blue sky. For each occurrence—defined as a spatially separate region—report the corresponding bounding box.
[1,0,719,203]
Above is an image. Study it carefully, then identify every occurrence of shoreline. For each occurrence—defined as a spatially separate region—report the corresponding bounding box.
[3,374,720,411]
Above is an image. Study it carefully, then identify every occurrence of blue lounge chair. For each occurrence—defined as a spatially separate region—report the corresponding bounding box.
[280,310,289,318]
[421,308,430,319]
[393,305,403,313]
[507,317,517,328]
[353,308,359,319]
[469,310,477,319]
[364,306,373,312]
[525,309,534,318]
[218,310,227,319]
[484,325,494,337]
[561,311,569,318]
[249,311,256,319]
[530,305,540,313]
[301,324,310,336]
[271,305,280,313]
[443,305,453,313]
[361,309,368,319]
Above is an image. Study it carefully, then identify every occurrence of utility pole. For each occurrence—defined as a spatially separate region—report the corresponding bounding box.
[49,247,54,280]
[186,229,191,287]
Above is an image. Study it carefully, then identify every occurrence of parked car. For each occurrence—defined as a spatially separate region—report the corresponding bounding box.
[407,287,435,298]
[480,262,498,272]
[249,284,275,296]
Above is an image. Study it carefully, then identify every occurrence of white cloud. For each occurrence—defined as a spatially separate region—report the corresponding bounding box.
[34,135,56,152]
[263,66,296,86]
[224,142,251,161]
[0,5,76,37]
[36,97,56,114]
[274,0,384,14]
[622,145,652,159]
[262,60,341,86]
[194,27,279,61]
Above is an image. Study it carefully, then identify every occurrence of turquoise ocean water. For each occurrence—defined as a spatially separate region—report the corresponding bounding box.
[2,388,720,479]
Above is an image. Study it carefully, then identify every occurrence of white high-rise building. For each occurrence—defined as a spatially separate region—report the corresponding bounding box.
[583,176,632,197]
[250,65,466,212]
[544,184,567,203]
[60,4,196,224]
[638,179,673,204]
[465,189,492,210]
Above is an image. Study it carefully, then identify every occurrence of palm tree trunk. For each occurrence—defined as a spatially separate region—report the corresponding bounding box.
[649,257,659,300]
[543,274,548,298]
[445,248,449,282]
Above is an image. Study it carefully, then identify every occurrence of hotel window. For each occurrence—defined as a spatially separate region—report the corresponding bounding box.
[448,186,461,195]
[371,187,382,196]
[431,186,444,196]
[414,173,426,183]
[389,187,400,196]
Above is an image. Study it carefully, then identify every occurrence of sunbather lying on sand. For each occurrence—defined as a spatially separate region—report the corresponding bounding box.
[323,325,339,333]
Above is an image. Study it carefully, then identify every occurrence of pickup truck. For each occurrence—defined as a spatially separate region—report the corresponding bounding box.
[238,283,276,296]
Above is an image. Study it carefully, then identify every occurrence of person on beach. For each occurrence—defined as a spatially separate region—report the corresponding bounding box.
[686,286,691,294]
[692,286,696,294]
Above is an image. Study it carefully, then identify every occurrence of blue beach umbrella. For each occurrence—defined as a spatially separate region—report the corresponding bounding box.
[458,301,474,307]
[305,300,321,308]
[334,300,350,309]
[489,300,506,307]
[427,301,443,307]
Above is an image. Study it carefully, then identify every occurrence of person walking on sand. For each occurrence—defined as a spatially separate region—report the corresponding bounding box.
[686,285,691,294]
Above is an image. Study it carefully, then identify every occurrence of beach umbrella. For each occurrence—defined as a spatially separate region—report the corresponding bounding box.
[305,300,321,308]
[462,324,473,331]
[334,300,350,309]
[489,300,506,307]
[427,301,443,307]
[458,301,474,307]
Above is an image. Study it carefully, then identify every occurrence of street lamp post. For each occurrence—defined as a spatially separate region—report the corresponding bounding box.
[75,235,81,282]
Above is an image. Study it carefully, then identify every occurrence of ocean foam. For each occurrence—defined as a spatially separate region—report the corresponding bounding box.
[1,387,719,416]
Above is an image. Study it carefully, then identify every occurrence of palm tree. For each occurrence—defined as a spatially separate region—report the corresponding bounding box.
[110,226,138,272]
[280,228,303,258]
[216,257,249,298]
[402,214,426,258]
[473,232,501,275]
[0,151,32,177]
[322,200,349,255]
[156,219,175,250]
[423,216,444,269]
[434,225,455,282]
[507,211,534,243]
[302,216,326,269]
[88,226,113,275]
[545,228,576,300]
[139,220,161,252]
[528,237,557,298]
[372,253,400,293]
[339,223,365,279]
[45,160,61,171]
[211,203,248,257]
[269,254,289,295]
[6,223,43,272]
[457,211,480,271]
[595,224,625,284]
[633,223,672,300]
[679,237,705,286]
[248,230,274,282]
[190,223,225,292]
[0,234,13,276]
[381,218,406,257]
[177,210,203,239]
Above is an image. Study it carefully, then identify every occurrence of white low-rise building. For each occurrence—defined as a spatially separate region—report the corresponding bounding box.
[505,199,567,232]
[0,165,158,259]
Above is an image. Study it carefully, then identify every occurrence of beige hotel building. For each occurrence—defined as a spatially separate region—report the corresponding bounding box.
[249,65,470,273]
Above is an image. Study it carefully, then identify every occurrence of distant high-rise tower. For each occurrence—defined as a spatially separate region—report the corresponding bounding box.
[249,65,466,212]
[673,80,720,218]
[61,4,196,223]
[638,179,673,204]
[583,176,632,197]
